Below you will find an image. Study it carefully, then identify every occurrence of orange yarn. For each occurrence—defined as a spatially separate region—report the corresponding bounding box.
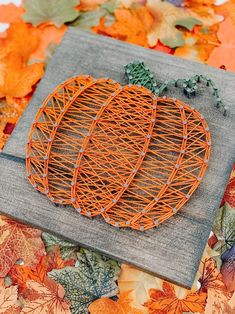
[26,75,211,231]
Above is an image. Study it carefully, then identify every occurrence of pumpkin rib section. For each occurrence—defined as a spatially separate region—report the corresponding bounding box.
[45,78,122,204]
[132,99,211,230]
[72,85,157,218]
[102,98,211,230]
[29,77,122,203]
[26,75,95,194]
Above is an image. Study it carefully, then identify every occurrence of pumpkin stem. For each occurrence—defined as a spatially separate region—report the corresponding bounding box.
[125,61,227,116]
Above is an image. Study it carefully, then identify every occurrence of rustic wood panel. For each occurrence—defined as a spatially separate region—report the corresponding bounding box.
[0,156,223,288]
[1,28,235,288]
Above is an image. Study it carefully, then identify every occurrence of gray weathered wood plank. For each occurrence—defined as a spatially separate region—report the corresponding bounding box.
[1,28,235,288]
[0,156,224,288]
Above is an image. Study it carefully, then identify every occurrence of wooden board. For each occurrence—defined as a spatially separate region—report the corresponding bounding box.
[1,28,235,288]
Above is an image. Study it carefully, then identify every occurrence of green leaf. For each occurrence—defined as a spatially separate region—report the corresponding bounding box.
[174,17,202,31]
[101,0,120,13]
[42,232,79,259]
[71,8,106,29]
[161,32,185,48]
[23,0,80,27]
[212,203,235,254]
[48,248,120,314]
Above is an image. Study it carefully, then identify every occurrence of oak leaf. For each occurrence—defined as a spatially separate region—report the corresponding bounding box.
[93,7,154,47]
[0,4,24,23]
[49,249,120,313]
[0,215,45,277]
[89,291,144,314]
[21,279,71,314]
[0,52,44,100]
[207,18,235,71]
[144,281,207,314]
[23,0,80,27]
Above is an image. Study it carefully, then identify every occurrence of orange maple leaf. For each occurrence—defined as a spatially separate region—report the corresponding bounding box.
[207,18,235,71]
[93,7,154,47]
[9,246,75,292]
[21,278,71,314]
[30,24,67,61]
[0,215,45,277]
[89,291,143,314]
[0,52,44,100]
[144,282,207,314]
[3,21,40,61]
[0,4,24,23]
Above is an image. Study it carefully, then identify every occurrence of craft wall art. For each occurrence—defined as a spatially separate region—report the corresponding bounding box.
[25,62,219,231]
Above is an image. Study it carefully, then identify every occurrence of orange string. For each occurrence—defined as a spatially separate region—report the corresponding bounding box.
[26,76,211,231]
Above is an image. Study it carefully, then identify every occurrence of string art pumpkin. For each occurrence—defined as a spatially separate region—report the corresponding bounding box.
[26,75,211,231]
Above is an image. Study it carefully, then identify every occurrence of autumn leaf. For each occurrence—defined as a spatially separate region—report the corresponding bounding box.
[30,24,67,61]
[49,249,120,313]
[222,176,235,208]
[72,9,108,29]
[42,232,79,260]
[9,246,75,292]
[89,291,144,314]
[3,21,40,61]
[0,283,20,313]
[78,0,107,11]
[207,18,235,71]
[93,6,154,47]
[0,52,44,100]
[204,288,235,314]
[23,0,80,27]
[198,258,225,292]
[215,0,235,26]
[212,203,235,255]
[21,278,71,314]
[118,264,162,313]
[0,4,24,23]
[146,0,201,48]
[0,215,45,277]
[221,243,235,292]
[152,40,174,54]
[144,281,207,314]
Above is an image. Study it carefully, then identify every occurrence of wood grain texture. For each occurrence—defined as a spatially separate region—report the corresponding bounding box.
[1,28,235,288]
